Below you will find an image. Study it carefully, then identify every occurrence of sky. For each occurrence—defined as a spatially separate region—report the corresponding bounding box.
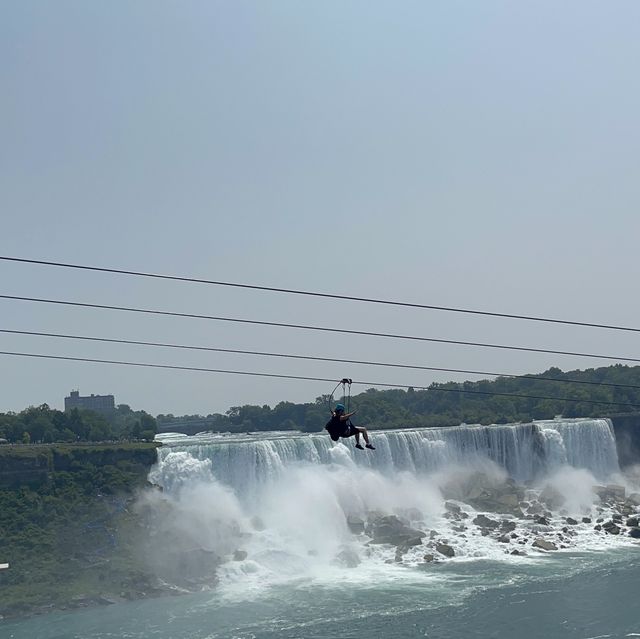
[1,1,640,417]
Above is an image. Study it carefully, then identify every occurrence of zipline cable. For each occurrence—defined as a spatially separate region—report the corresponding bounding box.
[2,350,639,410]
[2,294,640,364]
[4,327,640,392]
[1,256,638,334]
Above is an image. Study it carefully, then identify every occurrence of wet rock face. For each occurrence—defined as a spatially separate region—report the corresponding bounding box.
[335,549,361,568]
[435,543,455,558]
[593,484,626,502]
[602,521,621,535]
[472,514,500,529]
[628,527,640,539]
[532,538,557,551]
[347,516,365,534]
[368,515,426,546]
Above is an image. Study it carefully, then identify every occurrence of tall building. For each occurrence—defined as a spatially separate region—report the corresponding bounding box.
[64,390,115,414]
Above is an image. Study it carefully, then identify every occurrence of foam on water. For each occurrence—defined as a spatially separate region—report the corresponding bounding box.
[148,418,635,595]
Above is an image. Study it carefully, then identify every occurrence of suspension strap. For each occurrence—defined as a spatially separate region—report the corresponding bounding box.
[341,378,352,413]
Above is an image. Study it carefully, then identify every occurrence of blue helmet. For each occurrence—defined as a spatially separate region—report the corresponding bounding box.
[335,403,345,412]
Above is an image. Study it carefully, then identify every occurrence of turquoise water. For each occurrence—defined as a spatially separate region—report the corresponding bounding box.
[5,422,639,638]
[4,549,639,639]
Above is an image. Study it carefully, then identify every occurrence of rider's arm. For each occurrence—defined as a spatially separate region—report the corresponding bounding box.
[340,411,357,420]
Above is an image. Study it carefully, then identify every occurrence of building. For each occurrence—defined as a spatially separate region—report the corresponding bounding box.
[64,390,115,414]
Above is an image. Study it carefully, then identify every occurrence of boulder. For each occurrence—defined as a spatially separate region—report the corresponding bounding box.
[527,502,543,515]
[535,515,551,526]
[445,501,462,515]
[539,485,565,510]
[436,543,455,558]
[232,550,247,561]
[627,493,640,506]
[602,521,621,535]
[369,515,425,546]
[335,549,361,568]
[497,535,510,543]
[497,493,520,508]
[500,520,517,532]
[628,527,640,539]
[593,484,625,502]
[473,514,500,529]
[565,517,578,526]
[510,549,526,556]
[347,515,365,535]
[532,538,557,551]
[626,517,639,528]
[423,553,435,563]
[582,517,592,524]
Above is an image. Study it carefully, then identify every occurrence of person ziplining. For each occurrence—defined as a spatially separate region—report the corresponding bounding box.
[324,378,375,450]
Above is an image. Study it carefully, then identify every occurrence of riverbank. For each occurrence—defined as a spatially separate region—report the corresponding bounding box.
[0,442,166,620]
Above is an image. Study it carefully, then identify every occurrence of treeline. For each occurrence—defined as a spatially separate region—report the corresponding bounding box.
[157,364,640,433]
[0,404,157,444]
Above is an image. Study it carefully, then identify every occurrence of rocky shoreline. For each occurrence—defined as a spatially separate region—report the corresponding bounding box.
[335,473,640,567]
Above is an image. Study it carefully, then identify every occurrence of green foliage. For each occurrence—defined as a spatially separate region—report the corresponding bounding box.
[157,364,640,434]
[0,404,158,444]
[0,443,159,618]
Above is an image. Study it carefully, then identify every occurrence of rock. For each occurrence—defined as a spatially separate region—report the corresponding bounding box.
[594,524,602,531]
[539,485,565,510]
[527,502,543,515]
[497,535,510,543]
[369,515,425,546]
[497,493,520,508]
[582,517,592,524]
[500,520,517,532]
[436,543,455,558]
[594,484,626,502]
[535,515,550,526]
[628,527,640,539]
[400,537,425,548]
[627,493,640,506]
[510,549,526,556]
[335,549,361,568]
[612,513,623,522]
[445,501,462,514]
[626,517,639,527]
[565,517,578,525]
[473,514,500,529]
[423,553,435,562]
[596,518,604,523]
[532,538,557,551]
[602,521,621,535]
[347,515,365,534]
[232,550,247,561]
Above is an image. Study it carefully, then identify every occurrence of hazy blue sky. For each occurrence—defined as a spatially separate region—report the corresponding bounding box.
[1,1,639,416]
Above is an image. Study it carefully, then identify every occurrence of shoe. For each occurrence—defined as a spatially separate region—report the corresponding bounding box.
[355,444,364,450]
[365,444,375,450]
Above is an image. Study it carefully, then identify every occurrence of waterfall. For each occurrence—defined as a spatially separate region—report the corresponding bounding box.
[144,418,624,582]
[152,418,620,498]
